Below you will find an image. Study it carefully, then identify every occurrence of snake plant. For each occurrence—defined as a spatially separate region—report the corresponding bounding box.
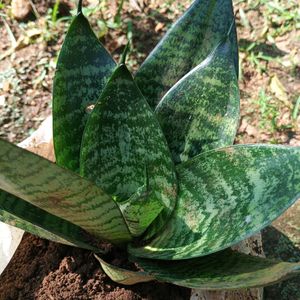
[0,0,300,290]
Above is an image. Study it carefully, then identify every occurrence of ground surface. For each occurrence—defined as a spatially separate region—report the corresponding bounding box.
[0,0,299,299]
[0,234,190,299]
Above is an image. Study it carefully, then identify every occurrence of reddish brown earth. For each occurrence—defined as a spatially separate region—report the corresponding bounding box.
[0,234,190,300]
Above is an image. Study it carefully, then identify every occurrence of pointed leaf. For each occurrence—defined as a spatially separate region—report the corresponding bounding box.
[80,65,177,237]
[0,190,99,251]
[129,145,300,259]
[53,11,116,172]
[96,250,300,289]
[135,0,238,109]
[155,39,239,164]
[118,185,164,237]
[0,139,131,245]
[132,250,300,289]
[95,255,154,285]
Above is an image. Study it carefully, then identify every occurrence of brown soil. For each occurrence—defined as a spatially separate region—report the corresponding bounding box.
[0,234,189,300]
[262,201,300,300]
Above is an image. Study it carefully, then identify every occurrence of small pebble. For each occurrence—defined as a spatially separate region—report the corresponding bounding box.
[11,0,32,21]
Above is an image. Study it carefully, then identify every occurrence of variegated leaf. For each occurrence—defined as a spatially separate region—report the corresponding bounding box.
[0,139,131,245]
[129,145,300,259]
[155,38,239,164]
[95,255,154,285]
[118,185,164,237]
[95,250,300,289]
[53,7,116,172]
[0,190,99,251]
[80,64,177,238]
[135,0,238,109]
[132,250,300,289]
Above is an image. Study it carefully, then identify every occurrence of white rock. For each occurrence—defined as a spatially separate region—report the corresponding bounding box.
[0,223,24,274]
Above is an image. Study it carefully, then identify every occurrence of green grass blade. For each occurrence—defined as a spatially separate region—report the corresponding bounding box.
[155,39,239,164]
[132,250,300,289]
[129,145,300,259]
[0,139,131,245]
[135,0,238,109]
[95,255,154,285]
[0,190,99,251]
[53,11,116,172]
[80,64,177,238]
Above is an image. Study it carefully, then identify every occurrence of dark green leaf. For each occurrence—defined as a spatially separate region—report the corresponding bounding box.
[132,250,300,289]
[95,255,154,285]
[135,0,238,109]
[155,39,239,164]
[80,65,177,237]
[0,190,99,251]
[0,139,131,245]
[53,11,116,172]
[129,145,300,259]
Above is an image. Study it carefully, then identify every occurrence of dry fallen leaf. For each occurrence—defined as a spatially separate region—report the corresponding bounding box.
[129,0,143,12]
[26,28,42,38]
[2,81,11,92]
[155,22,165,32]
[18,116,55,162]
[0,95,6,106]
[238,118,248,133]
[270,74,289,103]
[109,0,118,16]
[245,124,258,137]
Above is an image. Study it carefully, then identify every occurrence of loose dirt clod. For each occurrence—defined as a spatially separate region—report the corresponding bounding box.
[11,0,32,21]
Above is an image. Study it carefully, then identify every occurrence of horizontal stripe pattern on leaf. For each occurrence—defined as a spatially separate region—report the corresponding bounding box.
[53,12,116,172]
[80,65,177,238]
[118,185,164,237]
[135,0,238,109]
[0,190,99,251]
[132,250,300,289]
[156,39,239,164]
[0,139,131,245]
[128,145,300,259]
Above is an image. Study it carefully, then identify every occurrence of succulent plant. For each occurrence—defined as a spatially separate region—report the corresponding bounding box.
[1,0,300,290]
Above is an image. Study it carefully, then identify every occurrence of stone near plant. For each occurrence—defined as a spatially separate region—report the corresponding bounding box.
[11,0,32,21]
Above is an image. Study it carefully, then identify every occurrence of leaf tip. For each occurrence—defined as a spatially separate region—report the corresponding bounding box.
[77,0,83,15]
[226,17,236,39]
[119,42,131,65]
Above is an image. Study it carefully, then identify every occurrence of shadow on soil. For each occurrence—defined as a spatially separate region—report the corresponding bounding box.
[239,39,287,57]
[262,226,300,300]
